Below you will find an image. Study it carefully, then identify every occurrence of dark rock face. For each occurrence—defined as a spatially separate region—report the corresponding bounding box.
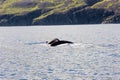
[0,9,50,26]
[0,14,14,26]
[103,15,120,23]
[33,8,114,25]
[84,0,102,6]
[33,6,86,25]
[7,9,42,26]
[73,8,114,24]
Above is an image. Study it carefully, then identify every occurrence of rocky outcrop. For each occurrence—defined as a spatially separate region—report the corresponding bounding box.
[103,15,120,23]
[84,0,102,6]
[33,8,114,25]
[0,14,14,26]
[0,9,50,26]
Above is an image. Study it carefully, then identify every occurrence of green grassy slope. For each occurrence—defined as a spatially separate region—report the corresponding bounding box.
[91,0,120,23]
[91,0,120,14]
[0,0,86,16]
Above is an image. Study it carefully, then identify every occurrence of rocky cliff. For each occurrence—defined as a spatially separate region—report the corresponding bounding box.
[0,0,119,26]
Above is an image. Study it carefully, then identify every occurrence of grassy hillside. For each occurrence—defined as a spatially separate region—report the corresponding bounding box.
[0,0,86,14]
[0,0,120,26]
[91,0,120,23]
[91,0,120,14]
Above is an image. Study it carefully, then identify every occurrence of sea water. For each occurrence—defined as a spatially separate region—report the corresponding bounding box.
[0,24,120,80]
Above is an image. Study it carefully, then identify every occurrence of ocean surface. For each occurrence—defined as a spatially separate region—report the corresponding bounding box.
[0,24,120,80]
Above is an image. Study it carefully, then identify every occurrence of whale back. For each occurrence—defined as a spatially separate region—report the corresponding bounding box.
[50,40,73,46]
[48,38,59,44]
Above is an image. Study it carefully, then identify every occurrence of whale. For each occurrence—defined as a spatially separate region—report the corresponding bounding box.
[48,38,73,46]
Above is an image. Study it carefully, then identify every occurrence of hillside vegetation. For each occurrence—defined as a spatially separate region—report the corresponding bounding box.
[0,0,120,26]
